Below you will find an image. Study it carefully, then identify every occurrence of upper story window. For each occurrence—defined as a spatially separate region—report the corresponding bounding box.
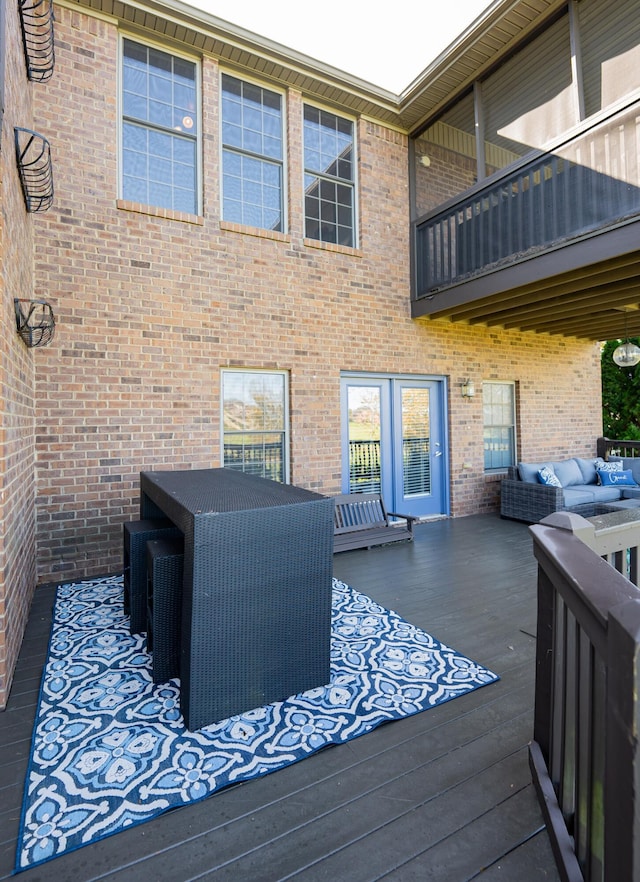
[121,39,198,214]
[483,382,516,472]
[221,74,284,231]
[303,105,355,247]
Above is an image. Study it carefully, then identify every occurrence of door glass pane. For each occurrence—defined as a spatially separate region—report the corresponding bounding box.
[347,386,381,493]
[401,387,431,497]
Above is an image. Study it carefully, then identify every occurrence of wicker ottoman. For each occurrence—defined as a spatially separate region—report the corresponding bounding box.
[123,519,181,634]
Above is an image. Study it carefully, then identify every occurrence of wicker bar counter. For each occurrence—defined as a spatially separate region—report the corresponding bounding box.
[140,468,334,731]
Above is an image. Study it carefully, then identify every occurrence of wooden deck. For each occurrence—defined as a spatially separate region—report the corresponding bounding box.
[0,514,560,881]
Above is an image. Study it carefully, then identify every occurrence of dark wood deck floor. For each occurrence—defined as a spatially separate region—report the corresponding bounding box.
[0,514,560,881]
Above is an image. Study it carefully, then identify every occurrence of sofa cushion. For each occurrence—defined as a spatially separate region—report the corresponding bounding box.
[597,468,637,487]
[518,461,554,483]
[563,485,624,505]
[562,488,597,506]
[574,457,604,485]
[538,466,561,487]
[552,459,583,487]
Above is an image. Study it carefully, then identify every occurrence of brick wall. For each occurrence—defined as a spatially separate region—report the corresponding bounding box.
[414,137,478,217]
[0,1,40,708]
[27,5,602,588]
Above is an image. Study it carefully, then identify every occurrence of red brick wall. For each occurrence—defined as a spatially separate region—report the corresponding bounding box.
[0,2,40,708]
[27,5,602,588]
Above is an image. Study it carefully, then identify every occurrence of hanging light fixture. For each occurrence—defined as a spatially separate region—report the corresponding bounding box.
[613,341,640,367]
[613,313,640,367]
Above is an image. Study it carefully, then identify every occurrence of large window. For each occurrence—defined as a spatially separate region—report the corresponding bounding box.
[121,39,198,213]
[221,75,284,231]
[304,105,355,247]
[483,382,516,471]
[222,370,288,482]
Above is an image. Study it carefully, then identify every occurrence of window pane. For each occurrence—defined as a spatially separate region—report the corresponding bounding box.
[222,371,287,482]
[221,75,283,231]
[483,382,516,470]
[304,105,355,244]
[121,40,198,212]
[222,150,282,231]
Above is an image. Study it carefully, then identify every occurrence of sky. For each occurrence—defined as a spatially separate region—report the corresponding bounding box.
[186,1,497,93]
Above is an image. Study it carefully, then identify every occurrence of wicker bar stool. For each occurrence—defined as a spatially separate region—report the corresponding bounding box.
[146,537,184,683]
[123,519,181,634]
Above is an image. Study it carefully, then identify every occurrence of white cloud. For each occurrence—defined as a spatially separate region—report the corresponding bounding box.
[188,0,496,93]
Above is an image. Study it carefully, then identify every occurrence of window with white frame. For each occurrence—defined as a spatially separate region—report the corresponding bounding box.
[483,381,516,470]
[222,370,289,482]
[221,74,284,232]
[303,105,355,247]
[121,39,198,214]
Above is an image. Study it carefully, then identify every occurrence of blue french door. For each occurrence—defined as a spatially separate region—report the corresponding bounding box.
[340,375,448,518]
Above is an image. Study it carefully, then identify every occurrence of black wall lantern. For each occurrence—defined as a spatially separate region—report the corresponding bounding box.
[14,299,55,347]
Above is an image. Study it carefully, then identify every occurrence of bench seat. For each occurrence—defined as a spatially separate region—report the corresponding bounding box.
[333,493,418,552]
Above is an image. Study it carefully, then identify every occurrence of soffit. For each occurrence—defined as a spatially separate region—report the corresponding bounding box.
[397,0,568,132]
[61,0,566,131]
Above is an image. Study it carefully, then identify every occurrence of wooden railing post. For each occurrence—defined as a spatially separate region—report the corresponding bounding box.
[605,599,640,882]
[530,516,640,882]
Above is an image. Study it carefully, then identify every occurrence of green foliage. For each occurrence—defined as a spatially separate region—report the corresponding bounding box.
[601,339,640,439]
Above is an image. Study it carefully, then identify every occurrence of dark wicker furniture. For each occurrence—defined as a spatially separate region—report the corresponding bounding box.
[500,464,640,523]
[140,468,334,730]
[333,493,419,552]
[123,518,181,633]
[146,537,184,683]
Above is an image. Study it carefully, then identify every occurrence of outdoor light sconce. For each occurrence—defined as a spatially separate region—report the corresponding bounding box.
[461,379,475,398]
[14,299,55,348]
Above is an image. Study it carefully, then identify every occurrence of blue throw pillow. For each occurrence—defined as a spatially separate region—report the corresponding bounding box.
[596,461,623,484]
[538,466,562,487]
[597,468,637,487]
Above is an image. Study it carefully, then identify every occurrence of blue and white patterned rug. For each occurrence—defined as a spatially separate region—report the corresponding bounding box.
[16,575,498,872]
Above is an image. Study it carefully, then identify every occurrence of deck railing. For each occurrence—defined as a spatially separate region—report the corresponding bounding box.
[414,100,640,298]
[597,437,640,460]
[529,510,640,882]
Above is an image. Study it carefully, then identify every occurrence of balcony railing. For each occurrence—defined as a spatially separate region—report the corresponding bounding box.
[414,100,640,298]
[530,510,640,882]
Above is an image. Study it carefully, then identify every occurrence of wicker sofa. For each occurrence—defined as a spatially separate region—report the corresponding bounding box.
[500,455,640,522]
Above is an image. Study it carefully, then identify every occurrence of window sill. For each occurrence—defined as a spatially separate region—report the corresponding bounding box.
[484,470,508,482]
[303,238,363,258]
[220,221,290,242]
[116,200,204,225]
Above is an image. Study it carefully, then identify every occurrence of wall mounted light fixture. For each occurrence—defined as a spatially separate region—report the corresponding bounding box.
[14,299,55,348]
[461,379,475,398]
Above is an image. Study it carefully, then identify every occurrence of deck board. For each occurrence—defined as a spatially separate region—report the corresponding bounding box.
[0,513,561,881]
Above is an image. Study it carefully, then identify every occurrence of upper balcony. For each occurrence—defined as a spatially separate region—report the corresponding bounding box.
[412,98,640,341]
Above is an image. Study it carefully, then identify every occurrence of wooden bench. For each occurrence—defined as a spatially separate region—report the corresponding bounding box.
[333,493,419,552]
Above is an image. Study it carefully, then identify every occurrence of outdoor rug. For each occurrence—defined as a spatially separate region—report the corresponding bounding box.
[16,574,499,872]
